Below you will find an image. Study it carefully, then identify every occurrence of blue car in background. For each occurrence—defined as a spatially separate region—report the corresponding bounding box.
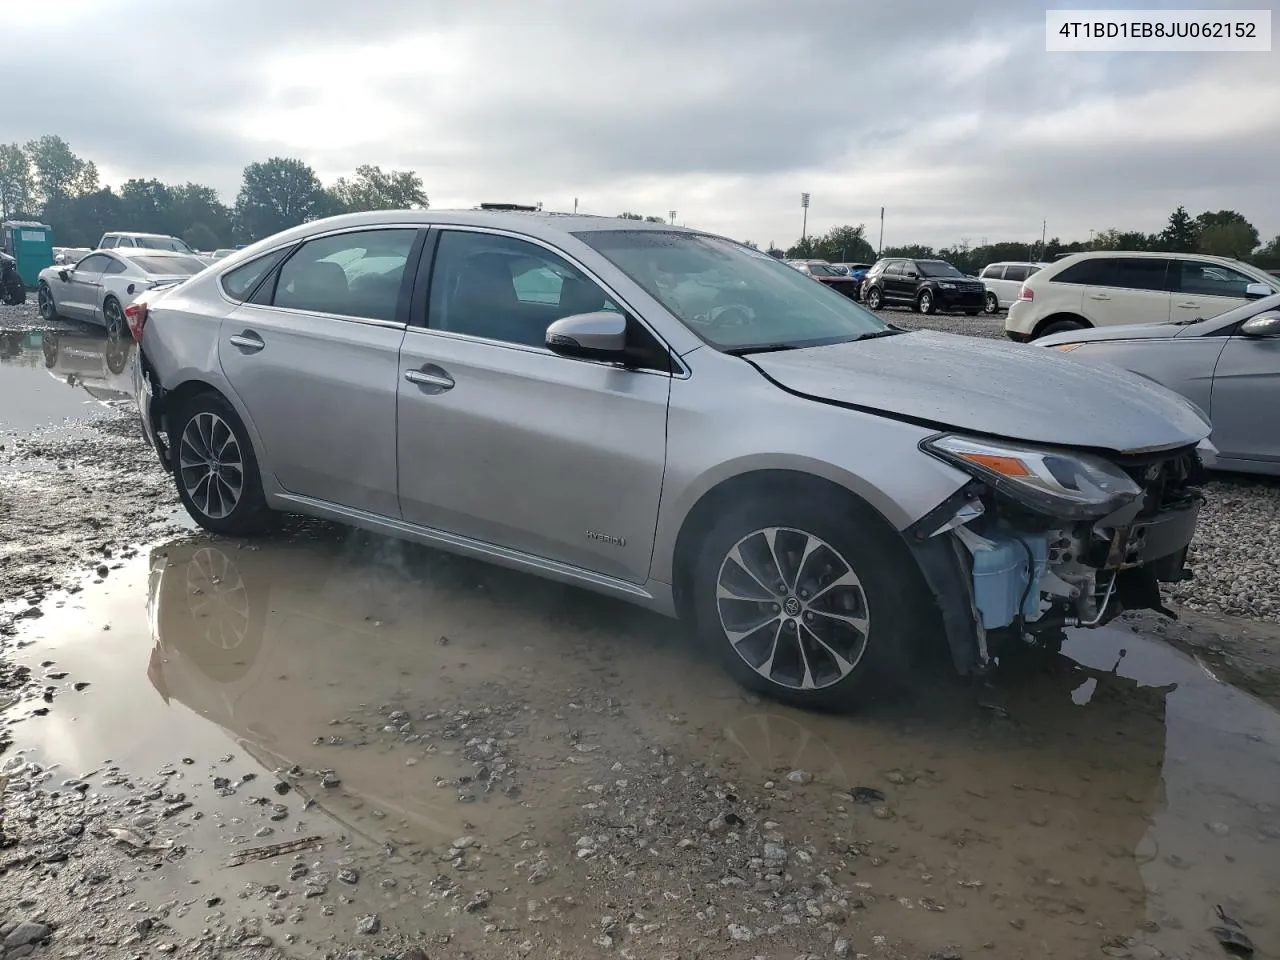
[832,262,873,299]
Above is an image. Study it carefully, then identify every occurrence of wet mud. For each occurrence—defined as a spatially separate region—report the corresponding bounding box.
[3,531,1278,958]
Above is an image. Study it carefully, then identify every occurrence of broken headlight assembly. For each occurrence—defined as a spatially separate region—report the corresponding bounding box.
[921,434,1142,520]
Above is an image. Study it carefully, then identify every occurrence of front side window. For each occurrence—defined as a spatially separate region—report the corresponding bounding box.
[136,236,194,254]
[428,231,618,347]
[99,236,117,248]
[273,229,415,322]
[980,265,1004,279]
[75,253,111,273]
[1177,260,1261,298]
[577,229,884,351]
[221,248,289,302]
[883,262,903,277]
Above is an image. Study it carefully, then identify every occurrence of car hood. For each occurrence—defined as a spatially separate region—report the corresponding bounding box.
[749,330,1210,454]
[1037,321,1196,346]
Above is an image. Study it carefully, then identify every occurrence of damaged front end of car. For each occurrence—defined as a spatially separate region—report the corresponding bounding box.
[904,432,1212,673]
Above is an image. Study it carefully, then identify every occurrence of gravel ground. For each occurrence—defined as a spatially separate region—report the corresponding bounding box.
[875,305,1280,625]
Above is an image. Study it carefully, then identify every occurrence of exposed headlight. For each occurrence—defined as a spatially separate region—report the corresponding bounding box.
[939,282,956,289]
[1051,343,1083,353]
[922,434,1142,519]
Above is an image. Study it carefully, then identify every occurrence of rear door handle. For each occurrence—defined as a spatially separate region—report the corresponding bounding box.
[1175,301,1199,309]
[404,365,455,392]
[229,332,265,352]
[1089,293,1111,301]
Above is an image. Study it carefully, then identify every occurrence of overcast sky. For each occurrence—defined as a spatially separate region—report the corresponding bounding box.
[6,0,1278,249]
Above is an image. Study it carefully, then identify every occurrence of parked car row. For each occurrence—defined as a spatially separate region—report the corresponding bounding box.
[126,208,1215,709]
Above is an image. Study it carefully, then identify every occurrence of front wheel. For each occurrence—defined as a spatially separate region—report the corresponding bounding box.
[917,289,936,314]
[984,291,999,315]
[170,392,277,537]
[864,286,883,311]
[691,498,918,710]
[3,280,25,306]
[37,282,59,321]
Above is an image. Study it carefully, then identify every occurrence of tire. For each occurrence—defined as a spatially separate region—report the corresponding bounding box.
[1037,318,1088,339]
[917,289,936,314]
[170,391,277,537]
[984,291,999,315]
[3,280,24,306]
[102,296,126,339]
[864,286,883,311]
[37,282,59,321]
[690,495,920,711]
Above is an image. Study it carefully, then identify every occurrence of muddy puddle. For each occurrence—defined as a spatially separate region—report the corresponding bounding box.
[4,528,1279,958]
[0,327,135,435]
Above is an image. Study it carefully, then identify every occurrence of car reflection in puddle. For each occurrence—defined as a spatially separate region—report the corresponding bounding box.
[131,533,1280,957]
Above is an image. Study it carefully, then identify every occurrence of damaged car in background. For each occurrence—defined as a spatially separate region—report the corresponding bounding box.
[131,211,1213,709]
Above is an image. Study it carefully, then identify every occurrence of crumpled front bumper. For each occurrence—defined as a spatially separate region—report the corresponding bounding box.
[134,352,171,472]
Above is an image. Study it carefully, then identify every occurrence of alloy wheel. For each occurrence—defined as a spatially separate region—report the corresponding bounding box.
[715,526,871,691]
[919,291,933,313]
[984,292,998,314]
[186,547,251,650]
[103,298,125,337]
[179,412,244,520]
[38,284,54,320]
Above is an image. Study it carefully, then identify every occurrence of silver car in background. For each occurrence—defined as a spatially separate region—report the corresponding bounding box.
[1041,293,1280,476]
[133,211,1213,708]
[37,248,208,337]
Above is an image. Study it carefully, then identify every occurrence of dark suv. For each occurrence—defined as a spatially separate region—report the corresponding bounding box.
[862,258,985,315]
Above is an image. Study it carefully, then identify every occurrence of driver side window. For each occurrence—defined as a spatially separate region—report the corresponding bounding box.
[427,231,616,347]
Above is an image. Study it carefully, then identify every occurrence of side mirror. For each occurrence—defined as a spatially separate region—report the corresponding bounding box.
[1244,282,1272,300]
[58,268,70,282]
[545,311,628,362]
[1240,312,1280,338]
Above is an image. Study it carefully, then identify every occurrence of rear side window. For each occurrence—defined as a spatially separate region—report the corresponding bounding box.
[103,258,128,275]
[133,255,207,275]
[1003,265,1030,282]
[980,265,1003,279]
[1112,258,1169,292]
[100,236,117,248]
[1053,258,1116,286]
[220,248,289,302]
[273,229,416,322]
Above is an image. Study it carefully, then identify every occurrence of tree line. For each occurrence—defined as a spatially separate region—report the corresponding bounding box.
[3,135,1277,270]
[0,135,427,250]
[766,207,1280,273]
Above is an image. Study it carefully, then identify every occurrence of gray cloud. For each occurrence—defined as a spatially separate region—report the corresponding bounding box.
[2,0,1276,246]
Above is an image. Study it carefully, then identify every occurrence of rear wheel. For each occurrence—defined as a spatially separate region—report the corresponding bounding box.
[984,291,999,314]
[1037,318,1088,339]
[691,497,919,710]
[3,279,24,306]
[917,289,936,314]
[864,286,883,310]
[102,296,126,339]
[170,392,276,537]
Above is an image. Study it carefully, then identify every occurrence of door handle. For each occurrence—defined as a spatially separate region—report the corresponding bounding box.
[1175,301,1199,309]
[1088,293,1111,301]
[229,333,265,352]
[404,366,455,391]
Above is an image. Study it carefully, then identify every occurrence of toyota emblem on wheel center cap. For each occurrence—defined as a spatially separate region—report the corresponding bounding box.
[783,596,802,617]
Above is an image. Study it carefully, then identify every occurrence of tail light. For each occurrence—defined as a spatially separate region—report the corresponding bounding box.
[125,302,148,342]
[1017,284,1034,301]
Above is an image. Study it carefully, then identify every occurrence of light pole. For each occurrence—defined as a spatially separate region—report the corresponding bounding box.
[878,207,885,257]
[800,193,810,243]
[669,210,677,225]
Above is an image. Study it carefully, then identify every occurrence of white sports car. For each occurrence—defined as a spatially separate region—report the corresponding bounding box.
[37,248,208,336]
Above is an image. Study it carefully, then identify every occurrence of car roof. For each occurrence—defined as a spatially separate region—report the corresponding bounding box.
[1058,250,1252,266]
[113,247,189,258]
[104,231,179,239]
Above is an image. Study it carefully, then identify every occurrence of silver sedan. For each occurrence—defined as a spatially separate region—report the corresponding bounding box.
[133,210,1212,708]
[37,248,208,336]
[1040,293,1280,476]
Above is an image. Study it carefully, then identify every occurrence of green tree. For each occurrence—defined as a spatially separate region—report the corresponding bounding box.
[1252,234,1280,268]
[1198,221,1259,259]
[766,246,785,258]
[0,143,36,219]
[644,215,667,224]
[183,221,221,252]
[1194,210,1258,253]
[118,178,174,232]
[812,224,875,264]
[43,189,123,247]
[23,135,97,207]
[328,164,428,213]
[169,183,233,246]
[785,236,820,259]
[617,211,643,220]
[1159,205,1198,252]
[234,157,324,242]
[1092,228,1157,251]
[881,244,936,259]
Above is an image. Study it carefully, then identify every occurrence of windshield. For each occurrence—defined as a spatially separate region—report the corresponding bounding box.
[577,230,885,350]
[806,264,843,277]
[918,260,965,278]
[132,255,207,275]
[135,236,194,253]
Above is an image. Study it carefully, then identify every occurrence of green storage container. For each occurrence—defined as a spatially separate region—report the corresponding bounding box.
[2,220,54,287]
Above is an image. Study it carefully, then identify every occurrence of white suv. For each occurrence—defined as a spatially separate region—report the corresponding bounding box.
[978,261,1048,314]
[1006,251,1277,341]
